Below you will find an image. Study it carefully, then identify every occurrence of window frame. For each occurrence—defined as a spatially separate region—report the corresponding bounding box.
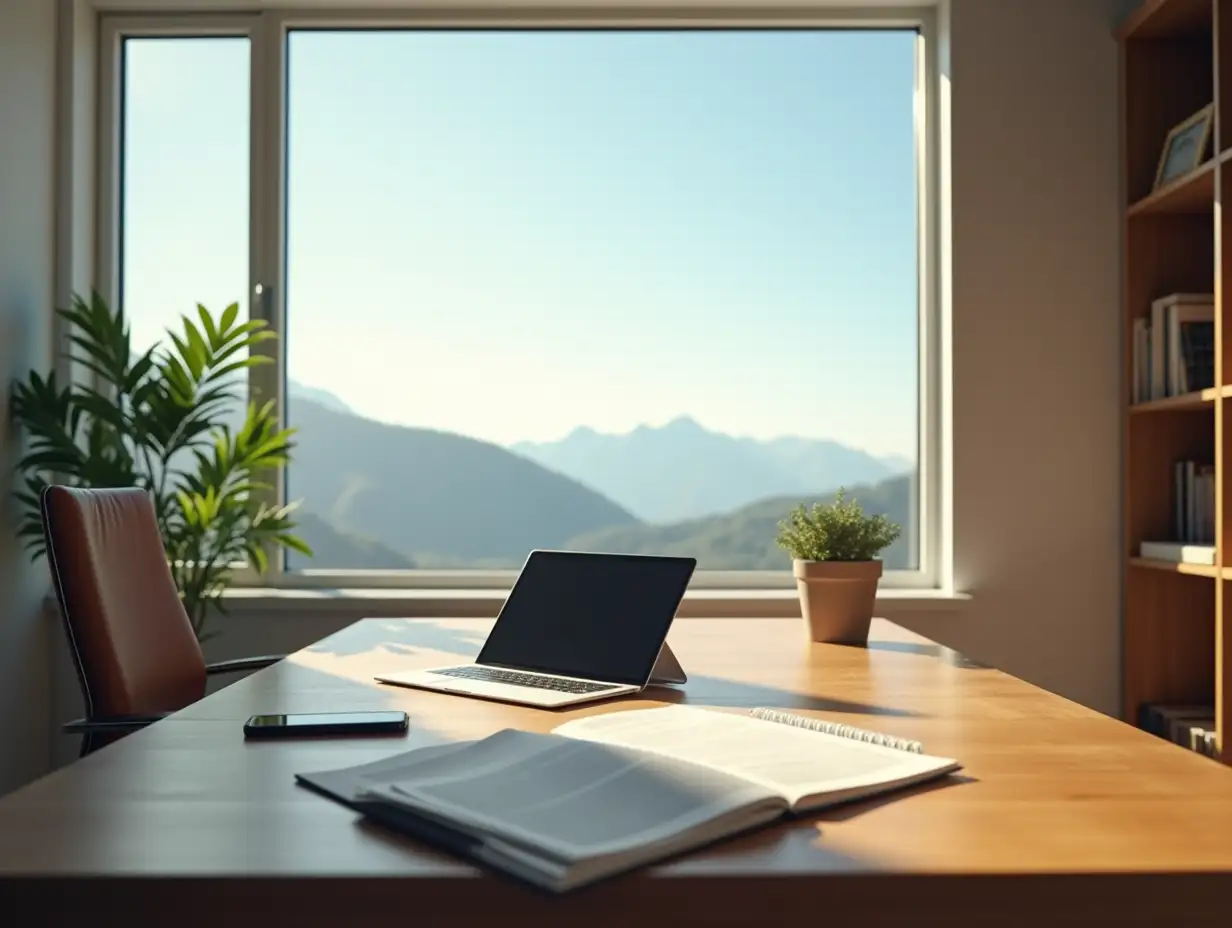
[96,5,947,595]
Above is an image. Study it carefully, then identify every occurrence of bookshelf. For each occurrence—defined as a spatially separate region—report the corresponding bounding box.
[1121,0,1229,763]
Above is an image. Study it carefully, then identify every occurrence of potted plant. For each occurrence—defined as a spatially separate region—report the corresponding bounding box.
[8,292,311,640]
[775,488,901,644]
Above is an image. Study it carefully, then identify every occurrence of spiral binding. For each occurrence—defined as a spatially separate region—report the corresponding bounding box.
[749,707,924,754]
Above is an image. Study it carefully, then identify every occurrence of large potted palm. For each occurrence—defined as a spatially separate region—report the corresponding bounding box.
[8,292,310,640]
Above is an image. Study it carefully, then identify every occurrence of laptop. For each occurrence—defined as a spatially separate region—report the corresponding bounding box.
[375,550,697,708]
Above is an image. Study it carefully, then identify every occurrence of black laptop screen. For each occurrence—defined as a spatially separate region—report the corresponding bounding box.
[477,551,696,686]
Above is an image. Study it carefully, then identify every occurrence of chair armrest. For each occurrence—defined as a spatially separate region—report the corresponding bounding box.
[205,655,284,675]
[63,714,167,735]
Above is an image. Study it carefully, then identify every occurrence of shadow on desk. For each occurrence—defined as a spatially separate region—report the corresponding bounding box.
[865,639,988,669]
[812,773,978,822]
[637,681,928,718]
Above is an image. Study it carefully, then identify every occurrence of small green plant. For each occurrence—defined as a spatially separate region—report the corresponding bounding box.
[775,488,901,562]
[9,292,311,640]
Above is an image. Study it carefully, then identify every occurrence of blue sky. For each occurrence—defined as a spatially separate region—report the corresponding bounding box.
[122,29,919,457]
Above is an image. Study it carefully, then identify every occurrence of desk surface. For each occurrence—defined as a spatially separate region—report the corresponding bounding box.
[1,618,1231,926]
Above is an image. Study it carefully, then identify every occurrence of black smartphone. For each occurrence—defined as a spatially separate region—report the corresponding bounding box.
[243,710,409,739]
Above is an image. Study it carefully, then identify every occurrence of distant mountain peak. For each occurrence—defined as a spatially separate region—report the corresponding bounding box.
[661,414,704,432]
[512,416,904,523]
[629,416,705,437]
[288,381,353,416]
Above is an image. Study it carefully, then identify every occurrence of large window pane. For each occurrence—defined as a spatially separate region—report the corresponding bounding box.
[284,29,919,573]
[121,37,250,358]
[120,36,252,573]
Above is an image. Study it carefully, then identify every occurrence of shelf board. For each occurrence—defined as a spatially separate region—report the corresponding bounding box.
[1117,0,1212,40]
[1130,386,1224,412]
[1127,159,1215,216]
[1129,556,1219,578]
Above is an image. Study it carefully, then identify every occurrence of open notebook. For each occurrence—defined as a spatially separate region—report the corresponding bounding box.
[296,705,959,893]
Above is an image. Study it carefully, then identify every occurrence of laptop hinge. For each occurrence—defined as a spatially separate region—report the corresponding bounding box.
[647,641,687,686]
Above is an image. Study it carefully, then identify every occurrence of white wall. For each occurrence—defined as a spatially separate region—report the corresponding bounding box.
[0,0,58,796]
[16,0,1133,786]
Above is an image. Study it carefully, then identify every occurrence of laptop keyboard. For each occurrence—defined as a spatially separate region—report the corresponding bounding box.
[433,666,617,695]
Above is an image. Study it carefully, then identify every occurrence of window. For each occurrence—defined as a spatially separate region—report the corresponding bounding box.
[118,35,251,364]
[105,11,940,591]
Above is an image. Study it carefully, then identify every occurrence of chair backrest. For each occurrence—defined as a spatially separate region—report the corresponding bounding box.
[41,485,207,719]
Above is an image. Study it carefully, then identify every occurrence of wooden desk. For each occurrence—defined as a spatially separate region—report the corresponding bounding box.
[1,618,1231,926]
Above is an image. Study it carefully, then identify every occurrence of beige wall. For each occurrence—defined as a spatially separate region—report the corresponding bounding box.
[919,0,1126,714]
[13,0,1133,786]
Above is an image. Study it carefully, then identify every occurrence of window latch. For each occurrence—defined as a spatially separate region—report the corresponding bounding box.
[254,282,273,321]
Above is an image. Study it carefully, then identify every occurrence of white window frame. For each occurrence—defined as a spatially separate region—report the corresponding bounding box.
[96,5,948,596]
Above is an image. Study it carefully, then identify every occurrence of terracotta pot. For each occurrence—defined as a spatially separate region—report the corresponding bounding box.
[792,559,883,644]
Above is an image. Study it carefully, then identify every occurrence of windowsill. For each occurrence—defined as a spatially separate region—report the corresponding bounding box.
[217,586,972,620]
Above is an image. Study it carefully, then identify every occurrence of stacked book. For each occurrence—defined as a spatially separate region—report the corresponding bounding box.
[1131,292,1214,403]
[1173,459,1215,544]
[1139,703,1219,758]
[1139,458,1216,566]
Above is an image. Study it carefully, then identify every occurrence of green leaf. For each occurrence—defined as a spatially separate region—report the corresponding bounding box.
[219,302,239,333]
[276,533,312,556]
[180,315,210,380]
[197,303,219,346]
[774,488,902,562]
[246,544,269,573]
[124,346,158,393]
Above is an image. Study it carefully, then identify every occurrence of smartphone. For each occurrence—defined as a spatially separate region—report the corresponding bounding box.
[243,710,409,739]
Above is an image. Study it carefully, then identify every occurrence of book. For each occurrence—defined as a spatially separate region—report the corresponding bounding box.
[1138,541,1216,566]
[296,704,960,893]
[1167,302,1214,395]
[1134,293,1214,402]
[1132,318,1149,404]
[1178,320,1215,393]
[1151,297,1167,400]
[1152,458,1216,548]
[1139,703,1216,749]
[1185,718,1217,756]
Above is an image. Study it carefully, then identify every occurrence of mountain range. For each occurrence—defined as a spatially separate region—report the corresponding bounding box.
[292,511,416,569]
[283,391,637,569]
[240,383,915,572]
[512,417,910,523]
[565,474,914,571]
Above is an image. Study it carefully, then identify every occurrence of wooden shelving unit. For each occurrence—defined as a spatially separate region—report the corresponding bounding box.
[1121,0,1229,764]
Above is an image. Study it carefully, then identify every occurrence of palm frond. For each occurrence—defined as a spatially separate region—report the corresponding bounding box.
[6,293,312,641]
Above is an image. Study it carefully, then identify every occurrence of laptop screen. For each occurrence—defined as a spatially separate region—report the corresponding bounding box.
[477,551,696,686]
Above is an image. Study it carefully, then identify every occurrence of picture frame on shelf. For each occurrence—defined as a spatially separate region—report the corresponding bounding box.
[1153,103,1214,191]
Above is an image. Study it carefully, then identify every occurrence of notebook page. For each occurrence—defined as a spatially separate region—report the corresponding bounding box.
[554,705,958,809]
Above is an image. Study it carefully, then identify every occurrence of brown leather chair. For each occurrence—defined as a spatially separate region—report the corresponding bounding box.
[41,485,283,756]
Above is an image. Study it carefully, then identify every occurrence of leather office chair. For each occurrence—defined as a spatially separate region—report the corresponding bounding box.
[41,485,284,757]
